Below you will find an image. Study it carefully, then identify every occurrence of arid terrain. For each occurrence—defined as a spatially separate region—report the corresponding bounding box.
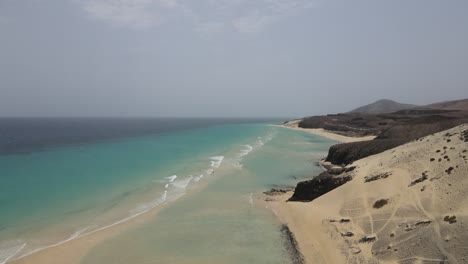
[269,124,468,263]
[270,98,468,264]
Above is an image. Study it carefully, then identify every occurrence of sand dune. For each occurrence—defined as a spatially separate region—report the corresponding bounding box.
[268,123,468,263]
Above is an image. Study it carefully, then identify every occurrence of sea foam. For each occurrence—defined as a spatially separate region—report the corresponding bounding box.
[165,175,178,182]
[2,127,280,263]
[210,156,224,168]
[0,241,26,264]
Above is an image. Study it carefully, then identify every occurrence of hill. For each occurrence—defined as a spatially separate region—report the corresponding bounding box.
[425,98,468,111]
[349,99,417,114]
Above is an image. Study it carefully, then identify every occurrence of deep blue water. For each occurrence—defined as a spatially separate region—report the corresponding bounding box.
[0,118,284,155]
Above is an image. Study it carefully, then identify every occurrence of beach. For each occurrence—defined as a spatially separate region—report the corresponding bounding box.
[7,119,466,263]
[266,124,468,263]
[2,120,336,264]
[276,120,376,143]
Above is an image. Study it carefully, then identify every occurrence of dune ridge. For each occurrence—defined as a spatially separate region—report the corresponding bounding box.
[268,123,468,263]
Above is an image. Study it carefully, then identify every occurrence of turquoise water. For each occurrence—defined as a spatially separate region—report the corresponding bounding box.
[0,122,334,263]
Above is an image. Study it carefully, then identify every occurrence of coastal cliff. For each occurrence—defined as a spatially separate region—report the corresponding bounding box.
[270,124,468,263]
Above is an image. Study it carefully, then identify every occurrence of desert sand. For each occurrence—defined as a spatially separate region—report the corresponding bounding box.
[277,120,376,143]
[267,124,468,263]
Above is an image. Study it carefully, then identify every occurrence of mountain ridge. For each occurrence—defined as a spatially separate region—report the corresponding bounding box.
[348,99,418,114]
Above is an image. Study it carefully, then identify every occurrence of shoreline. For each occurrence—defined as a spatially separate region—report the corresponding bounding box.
[10,201,167,264]
[263,191,345,264]
[265,123,468,263]
[274,122,375,143]
[9,164,221,264]
[8,122,370,264]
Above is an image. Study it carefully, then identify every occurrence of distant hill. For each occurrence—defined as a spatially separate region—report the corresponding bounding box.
[424,98,468,111]
[349,99,418,114]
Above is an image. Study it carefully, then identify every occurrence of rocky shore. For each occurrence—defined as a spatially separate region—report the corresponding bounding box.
[268,123,468,263]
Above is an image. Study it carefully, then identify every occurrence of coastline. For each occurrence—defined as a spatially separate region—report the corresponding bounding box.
[265,123,468,263]
[10,200,166,264]
[7,121,373,264]
[8,123,317,264]
[263,191,345,264]
[274,121,375,143]
[9,161,222,264]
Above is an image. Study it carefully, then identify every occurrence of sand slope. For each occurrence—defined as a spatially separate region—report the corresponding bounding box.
[269,123,468,263]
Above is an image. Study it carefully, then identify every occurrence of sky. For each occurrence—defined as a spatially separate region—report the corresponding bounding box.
[0,0,467,118]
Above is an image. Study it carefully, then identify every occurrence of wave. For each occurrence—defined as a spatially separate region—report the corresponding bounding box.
[193,174,203,182]
[171,175,193,191]
[13,226,89,262]
[210,156,224,168]
[0,241,26,264]
[4,133,271,263]
[239,145,253,158]
[165,175,178,182]
[235,132,276,168]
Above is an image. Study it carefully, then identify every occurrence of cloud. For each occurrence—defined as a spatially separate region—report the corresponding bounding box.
[233,0,317,33]
[78,0,317,32]
[80,0,182,29]
[194,21,224,34]
[232,13,271,33]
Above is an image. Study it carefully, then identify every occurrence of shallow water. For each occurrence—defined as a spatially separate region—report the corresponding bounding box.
[0,120,334,263]
[81,126,334,264]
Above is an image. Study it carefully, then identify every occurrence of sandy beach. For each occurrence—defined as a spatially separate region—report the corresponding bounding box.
[10,204,166,264]
[276,120,375,143]
[266,123,468,263]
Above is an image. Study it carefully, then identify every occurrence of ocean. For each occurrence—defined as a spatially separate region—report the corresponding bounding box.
[0,118,335,263]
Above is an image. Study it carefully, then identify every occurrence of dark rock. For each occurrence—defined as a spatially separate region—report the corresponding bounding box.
[409,174,428,187]
[444,215,457,224]
[359,236,377,243]
[326,139,406,165]
[280,225,305,264]
[298,109,468,166]
[373,199,389,209]
[415,220,432,227]
[288,172,352,202]
[463,130,468,142]
[264,187,293,196]
[364,172,392,183]
[445,167,454,175]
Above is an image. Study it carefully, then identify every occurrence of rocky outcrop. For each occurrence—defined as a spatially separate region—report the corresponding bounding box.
[288,172,352,202]
[325,119,468,165]
[326,139,405,165]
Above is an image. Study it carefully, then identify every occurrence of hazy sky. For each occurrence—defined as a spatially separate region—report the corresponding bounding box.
[0,0,467,117]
